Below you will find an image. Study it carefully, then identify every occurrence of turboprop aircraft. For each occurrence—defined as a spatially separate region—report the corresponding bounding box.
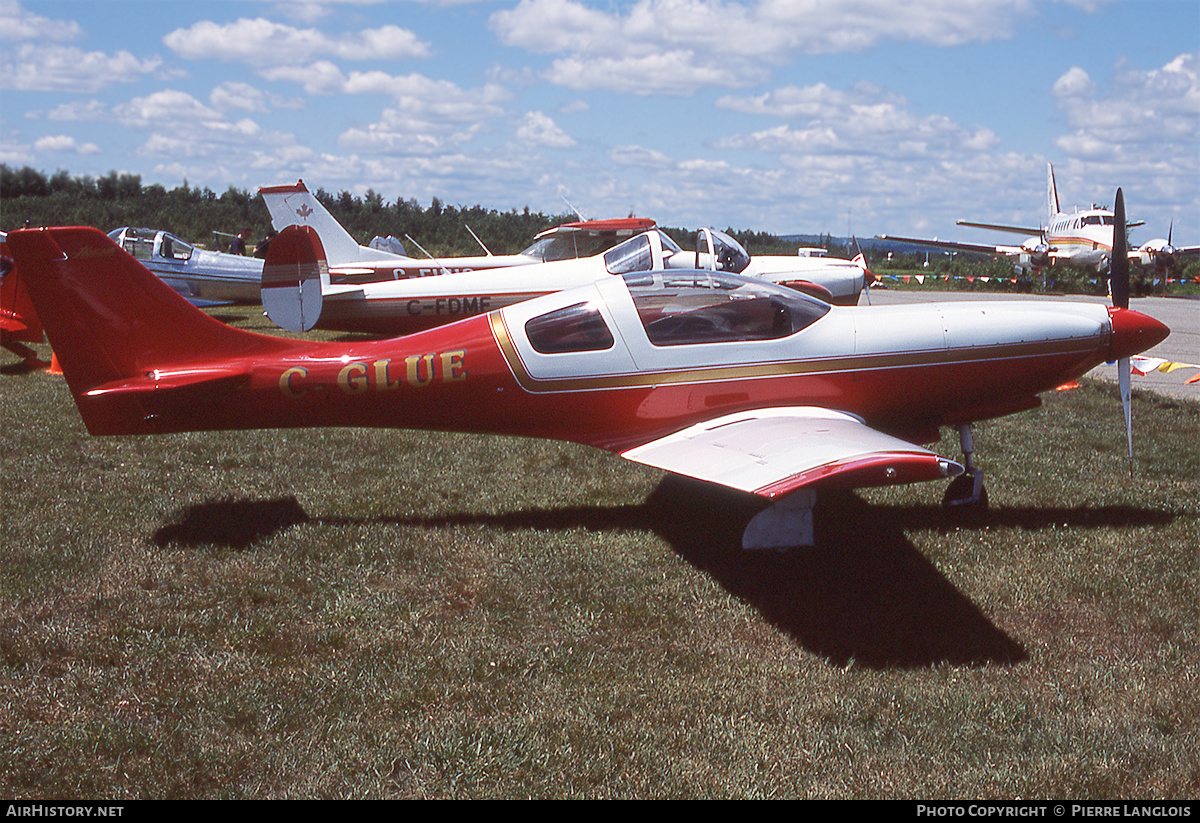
[107,227,264,304]
[877,163,1198,281]
[5,189,1168,548]
[261,224,866,335]
[259,180,657,281]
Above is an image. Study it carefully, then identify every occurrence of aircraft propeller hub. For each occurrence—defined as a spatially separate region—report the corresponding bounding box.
[1108,307,1170,363]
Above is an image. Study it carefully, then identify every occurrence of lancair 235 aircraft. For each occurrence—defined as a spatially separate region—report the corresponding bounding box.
[6,190,1168,548]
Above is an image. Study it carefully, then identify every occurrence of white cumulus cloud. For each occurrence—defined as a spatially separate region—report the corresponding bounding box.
[163,18,431,66]
[516,111,577,148]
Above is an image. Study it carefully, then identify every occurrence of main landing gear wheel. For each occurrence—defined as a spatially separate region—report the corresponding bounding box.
[942,470,988,509]
[942,424,988,509]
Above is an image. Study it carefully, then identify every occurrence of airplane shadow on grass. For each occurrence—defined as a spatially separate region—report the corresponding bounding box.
[151,479,1174,670]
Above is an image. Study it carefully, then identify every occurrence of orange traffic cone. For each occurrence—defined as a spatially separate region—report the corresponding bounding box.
[46,352,62,375]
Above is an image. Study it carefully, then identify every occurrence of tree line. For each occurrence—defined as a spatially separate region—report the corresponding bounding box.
[6,164,1193,292]
[1,164,800,260]
[1,165,585,257]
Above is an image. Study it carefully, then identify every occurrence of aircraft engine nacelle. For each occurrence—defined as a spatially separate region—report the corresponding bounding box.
[1137,239,1175,273]
[1019,239,1052,269]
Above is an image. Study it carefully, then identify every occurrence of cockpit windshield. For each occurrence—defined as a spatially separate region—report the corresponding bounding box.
[522,231,620,262]
[107,228,193,262]
[696,228,750,274]
[157,233,193,261]
[623,271,830,346]
[600,229,682,274]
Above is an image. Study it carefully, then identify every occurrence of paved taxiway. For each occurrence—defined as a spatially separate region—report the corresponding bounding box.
[865,288,1198,403]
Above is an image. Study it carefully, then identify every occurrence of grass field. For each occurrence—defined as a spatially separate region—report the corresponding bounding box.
[1,308,1197,799]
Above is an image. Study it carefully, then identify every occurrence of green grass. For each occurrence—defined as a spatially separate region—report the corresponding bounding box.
[1,321,1197,799]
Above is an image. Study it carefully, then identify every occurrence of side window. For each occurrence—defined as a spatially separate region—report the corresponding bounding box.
[604,234,652,274]
[642,297,813,346]
[121,230,155,261]
[525,302,615,354]
[159,235,194,261]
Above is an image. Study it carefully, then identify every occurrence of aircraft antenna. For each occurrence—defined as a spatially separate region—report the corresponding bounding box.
[404,234,451,277]
[560,195,588,221]
[465,225,493,256]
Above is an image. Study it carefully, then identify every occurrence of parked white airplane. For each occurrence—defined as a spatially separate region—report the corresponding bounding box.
[262,224,866,335]
[259,180,657,280]
[260,180,870,303]
[877,163,1197,279]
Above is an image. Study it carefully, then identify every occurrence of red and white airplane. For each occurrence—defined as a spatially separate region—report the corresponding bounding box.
[878,163,1197,279]
[5,190,1168,548]
[260,180,658,280]
[261,222,868,335]
[259,181,870,335]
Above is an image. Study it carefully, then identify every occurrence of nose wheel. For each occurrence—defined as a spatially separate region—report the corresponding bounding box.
[943,424,988,509]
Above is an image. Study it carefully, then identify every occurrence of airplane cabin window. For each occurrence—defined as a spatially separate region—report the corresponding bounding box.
[604,234,653,274]
[627,272,830,347]
[157,235,193,261]
[114,228,155,261]
[525,302,615,354]
[520,231,641,262]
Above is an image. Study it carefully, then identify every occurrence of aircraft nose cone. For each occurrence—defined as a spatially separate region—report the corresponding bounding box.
[1108,307,1170,362]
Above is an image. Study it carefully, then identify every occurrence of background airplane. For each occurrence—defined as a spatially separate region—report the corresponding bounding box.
[6,189,1167,549]
[877,163,1198,282]
[261,180,871,314]
[259,180,657,281]
[260,223,865,335]
[107,227,264,305]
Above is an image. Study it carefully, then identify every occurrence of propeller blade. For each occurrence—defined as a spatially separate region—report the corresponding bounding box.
[1119,356,1133,474]
[851,235,872,305]
[1111,188,1130,310]
[1111,189,1134,472]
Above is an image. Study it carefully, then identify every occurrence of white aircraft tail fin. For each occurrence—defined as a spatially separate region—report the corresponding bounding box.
[259,181,404,267]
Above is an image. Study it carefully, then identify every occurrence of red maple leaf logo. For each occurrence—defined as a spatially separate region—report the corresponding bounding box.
[296,204,314,218]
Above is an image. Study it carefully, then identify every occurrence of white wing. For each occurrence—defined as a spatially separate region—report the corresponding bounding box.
[622,407,962,498]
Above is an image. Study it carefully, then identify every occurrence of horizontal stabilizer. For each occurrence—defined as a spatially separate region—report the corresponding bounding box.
[86,366,251,398]
[262,225,327,332]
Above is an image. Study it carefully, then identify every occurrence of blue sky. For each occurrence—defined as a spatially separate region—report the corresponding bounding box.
[2,0,1197,246]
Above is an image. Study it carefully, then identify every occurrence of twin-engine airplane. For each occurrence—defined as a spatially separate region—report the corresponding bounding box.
[262,223,867,335]
[877,163,1197,280]
[6,189,1168,548]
